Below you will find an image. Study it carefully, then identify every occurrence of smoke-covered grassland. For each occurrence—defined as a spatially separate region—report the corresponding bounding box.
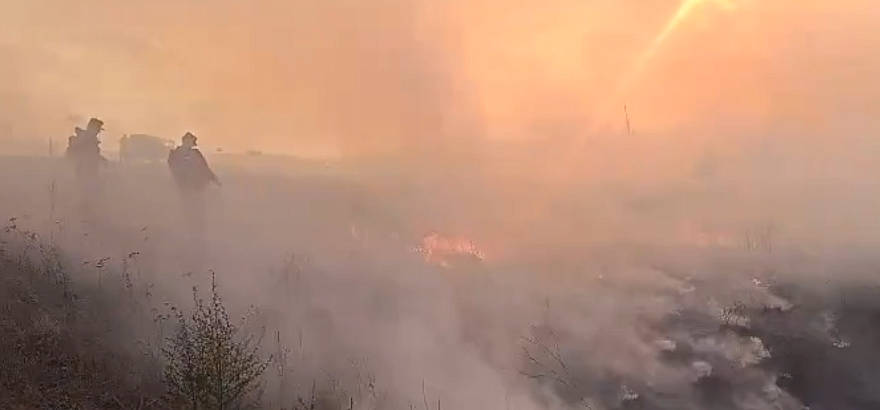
[2,0,880,409]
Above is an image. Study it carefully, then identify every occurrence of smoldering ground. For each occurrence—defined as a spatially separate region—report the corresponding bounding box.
[1,0,880,409]
[3,145,880,410]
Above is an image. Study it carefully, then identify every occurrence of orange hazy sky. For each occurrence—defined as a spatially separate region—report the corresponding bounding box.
[0,0,877,158]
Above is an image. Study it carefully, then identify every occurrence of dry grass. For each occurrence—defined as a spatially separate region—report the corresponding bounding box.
[0,218,357,410]
[0,247,165,410]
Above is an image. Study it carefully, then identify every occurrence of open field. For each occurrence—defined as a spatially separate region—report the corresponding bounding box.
[2,152,880,409]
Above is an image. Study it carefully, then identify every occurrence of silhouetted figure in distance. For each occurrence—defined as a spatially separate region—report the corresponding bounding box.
[167,132,220,267]
[65,117,109,222]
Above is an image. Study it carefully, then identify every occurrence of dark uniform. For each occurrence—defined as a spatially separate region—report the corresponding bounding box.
[167,132,219,250]
[65,118,108,220]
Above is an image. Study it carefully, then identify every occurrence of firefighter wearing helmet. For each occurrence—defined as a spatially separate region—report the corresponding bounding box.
[168,132,219,192]
[66,117,109,174]
[168,132,220,244]
[65,117,110,220]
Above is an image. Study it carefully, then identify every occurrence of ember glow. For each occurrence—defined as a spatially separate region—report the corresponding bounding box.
[414,232,487,268]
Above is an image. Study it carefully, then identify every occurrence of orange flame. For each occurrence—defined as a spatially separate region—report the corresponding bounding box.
[414,231,487,268]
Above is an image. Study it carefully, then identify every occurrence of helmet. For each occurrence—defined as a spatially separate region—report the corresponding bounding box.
[86,117,105,131]
[182,132,198,145]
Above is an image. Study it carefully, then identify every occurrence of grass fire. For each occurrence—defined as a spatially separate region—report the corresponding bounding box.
[0,0,879,409]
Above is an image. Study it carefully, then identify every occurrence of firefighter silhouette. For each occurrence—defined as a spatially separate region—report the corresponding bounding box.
[167,132,220,261]
[65,117,109,221]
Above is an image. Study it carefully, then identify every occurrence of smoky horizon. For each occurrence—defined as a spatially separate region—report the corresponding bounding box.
[1,1,880,409]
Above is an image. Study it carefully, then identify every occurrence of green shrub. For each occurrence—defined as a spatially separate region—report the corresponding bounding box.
[163,273,269,410]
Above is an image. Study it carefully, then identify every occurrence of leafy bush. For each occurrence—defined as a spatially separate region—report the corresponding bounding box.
[163,273,270,410]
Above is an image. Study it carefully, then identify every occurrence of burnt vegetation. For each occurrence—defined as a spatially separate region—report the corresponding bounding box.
[1,213,880,410]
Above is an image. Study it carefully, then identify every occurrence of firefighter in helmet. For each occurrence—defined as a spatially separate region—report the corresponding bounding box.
[66,117,108,171]
[65,117,109,219]
[168,132,219,191]
[167,132,219,240]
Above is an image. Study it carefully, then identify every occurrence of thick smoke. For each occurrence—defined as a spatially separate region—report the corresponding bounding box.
[1,0,880,409]
[0,0,875,159]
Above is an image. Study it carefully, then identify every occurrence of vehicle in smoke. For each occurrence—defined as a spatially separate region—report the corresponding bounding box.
[119,134,175,164]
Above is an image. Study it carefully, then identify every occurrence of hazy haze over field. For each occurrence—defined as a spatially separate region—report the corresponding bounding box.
[1,0,880,409]
[0,0,877,160]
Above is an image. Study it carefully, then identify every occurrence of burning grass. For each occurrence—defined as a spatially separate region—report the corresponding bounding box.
[414,231,488,269]
[1,189,879,410]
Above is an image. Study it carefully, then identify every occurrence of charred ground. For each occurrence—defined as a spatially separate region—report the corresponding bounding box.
[1,154,880,410]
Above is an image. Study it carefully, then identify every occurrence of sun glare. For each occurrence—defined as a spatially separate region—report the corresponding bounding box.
[583,0,741,137]
[544,0,741,181]
[623,0,740,106]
